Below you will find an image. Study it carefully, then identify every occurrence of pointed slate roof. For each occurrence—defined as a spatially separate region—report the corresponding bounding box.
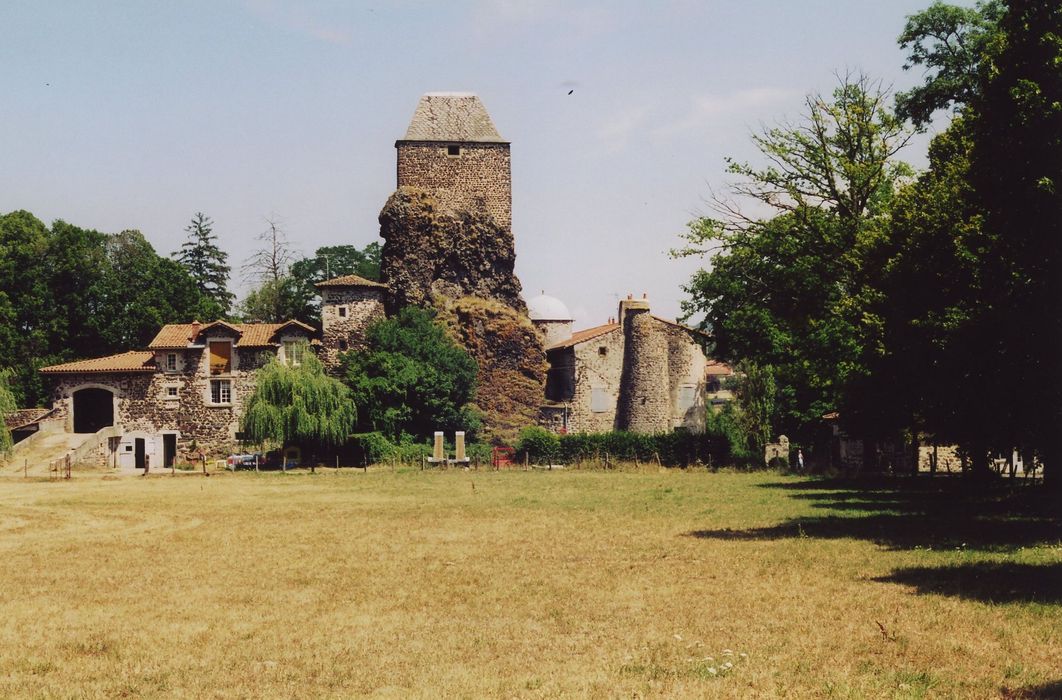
[401,92,506,143]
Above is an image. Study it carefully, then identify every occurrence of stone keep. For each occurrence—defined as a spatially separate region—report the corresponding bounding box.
[315,275,387,372]
[395,92,512,231]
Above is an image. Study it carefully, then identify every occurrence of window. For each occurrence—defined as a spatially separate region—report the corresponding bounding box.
[166,386,178,398]
[208,341,231,374]
[210,379,231,405]
[338,339,349,352]
[282,340,306,366]
[591,387,611,413]
[446,144,460,156]
[338,306,348,318]
[598,346,608,356]
[166,353,177,371]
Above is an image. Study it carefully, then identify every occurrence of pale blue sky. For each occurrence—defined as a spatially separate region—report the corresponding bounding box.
[0,0,963,328]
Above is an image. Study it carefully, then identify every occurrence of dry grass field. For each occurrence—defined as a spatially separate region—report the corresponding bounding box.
[0,467,1059,698]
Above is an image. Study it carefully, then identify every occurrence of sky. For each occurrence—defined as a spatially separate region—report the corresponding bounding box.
[0,0,964,329]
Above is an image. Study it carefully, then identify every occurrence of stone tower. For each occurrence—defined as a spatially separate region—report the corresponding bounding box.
[315,275,387,372]
[381,92,546,442]
[615,296,672,433]
[395,92,512,231]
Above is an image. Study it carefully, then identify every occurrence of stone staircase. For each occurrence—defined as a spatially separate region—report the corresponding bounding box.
[4,426,99,476]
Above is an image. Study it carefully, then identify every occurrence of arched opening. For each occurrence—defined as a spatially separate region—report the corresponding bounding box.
[72,388,114,434]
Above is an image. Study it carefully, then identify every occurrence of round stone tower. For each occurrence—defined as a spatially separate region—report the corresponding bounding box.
[615,295,671,433]
[527,293,573,347]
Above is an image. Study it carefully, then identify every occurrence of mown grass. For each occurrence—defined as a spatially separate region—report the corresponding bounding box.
[0,468,1059,698]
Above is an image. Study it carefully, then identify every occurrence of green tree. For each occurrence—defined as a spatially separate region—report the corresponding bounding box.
[895,1,1004,127]
[0,211,53,406]
[237,277,305,323]
[173,212,232,317]
[963,0,1062,484]
[92,230,228,350]
[284,243,382,326]
[242,350,357,449]
[733,361,777,456]
[0,211,228,406]
[0,370,17,454]
[676,75,911,443]
[342,306,479,440]
[871,0,1061,484]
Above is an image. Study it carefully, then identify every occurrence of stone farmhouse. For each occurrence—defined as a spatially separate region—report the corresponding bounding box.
[36,278,384,468]
[11,91,728,468]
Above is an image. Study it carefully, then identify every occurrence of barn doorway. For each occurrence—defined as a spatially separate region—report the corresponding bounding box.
[72,388,114,434]
[163,434,177,468]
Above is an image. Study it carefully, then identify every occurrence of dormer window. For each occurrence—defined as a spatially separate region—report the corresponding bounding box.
[446,145,461,157]
[208,341,231,375]
[282,340,306,367]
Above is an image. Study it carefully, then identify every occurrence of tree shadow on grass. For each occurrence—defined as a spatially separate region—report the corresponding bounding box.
[685,476,1061,551]
[873,562,1062,604]
[1002,680,1062,699]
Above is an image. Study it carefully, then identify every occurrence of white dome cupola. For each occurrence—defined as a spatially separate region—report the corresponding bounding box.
[528,293,572,321]
[527,292,573,346]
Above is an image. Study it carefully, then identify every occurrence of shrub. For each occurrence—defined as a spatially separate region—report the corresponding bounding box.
[350,432,396,464]
[516,426,560,463]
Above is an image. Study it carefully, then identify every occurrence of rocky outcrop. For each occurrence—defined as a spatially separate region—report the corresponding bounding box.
[435,296,547,444]
[379,188,526,313]
[378,187,545,443]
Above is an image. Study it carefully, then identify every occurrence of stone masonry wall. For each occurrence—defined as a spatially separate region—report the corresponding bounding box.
[396,142,511,230]
[662,323,708,432]
[320,288,386,372]
[616,307,672,434]
[50,343,281,459]
[568,327,625,433]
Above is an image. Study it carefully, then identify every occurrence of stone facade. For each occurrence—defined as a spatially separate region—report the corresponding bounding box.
[540,297,711,434]
[42,322,316,464]
[395,142,512,230]
[318,285,386,371]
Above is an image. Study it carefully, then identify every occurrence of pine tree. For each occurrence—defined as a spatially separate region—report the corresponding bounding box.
[173,212,233,317]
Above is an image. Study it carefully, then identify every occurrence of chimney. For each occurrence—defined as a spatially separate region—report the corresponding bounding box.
[618,294,650,327]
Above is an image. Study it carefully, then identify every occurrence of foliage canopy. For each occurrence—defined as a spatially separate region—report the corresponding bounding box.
[342,306,479,440]
[241,350,357,449]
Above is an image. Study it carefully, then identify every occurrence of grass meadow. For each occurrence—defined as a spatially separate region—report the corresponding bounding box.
[0,467,1059,698]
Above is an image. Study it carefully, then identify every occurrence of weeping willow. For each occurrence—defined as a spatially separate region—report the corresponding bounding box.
[242,351,356,448]
[0,370,17,454]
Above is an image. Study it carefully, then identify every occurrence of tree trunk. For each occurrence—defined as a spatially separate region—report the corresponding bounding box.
[968,442,992,483]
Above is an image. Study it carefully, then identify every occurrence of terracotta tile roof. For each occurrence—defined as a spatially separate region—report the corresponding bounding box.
[40,351,156,374]
[705,360,734,375]
[546,323,620,351]
[652,315,713,339]
[401,93,506,143]
[148,321,314,349]
[315,274,387,289]
[4,408,55,430]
